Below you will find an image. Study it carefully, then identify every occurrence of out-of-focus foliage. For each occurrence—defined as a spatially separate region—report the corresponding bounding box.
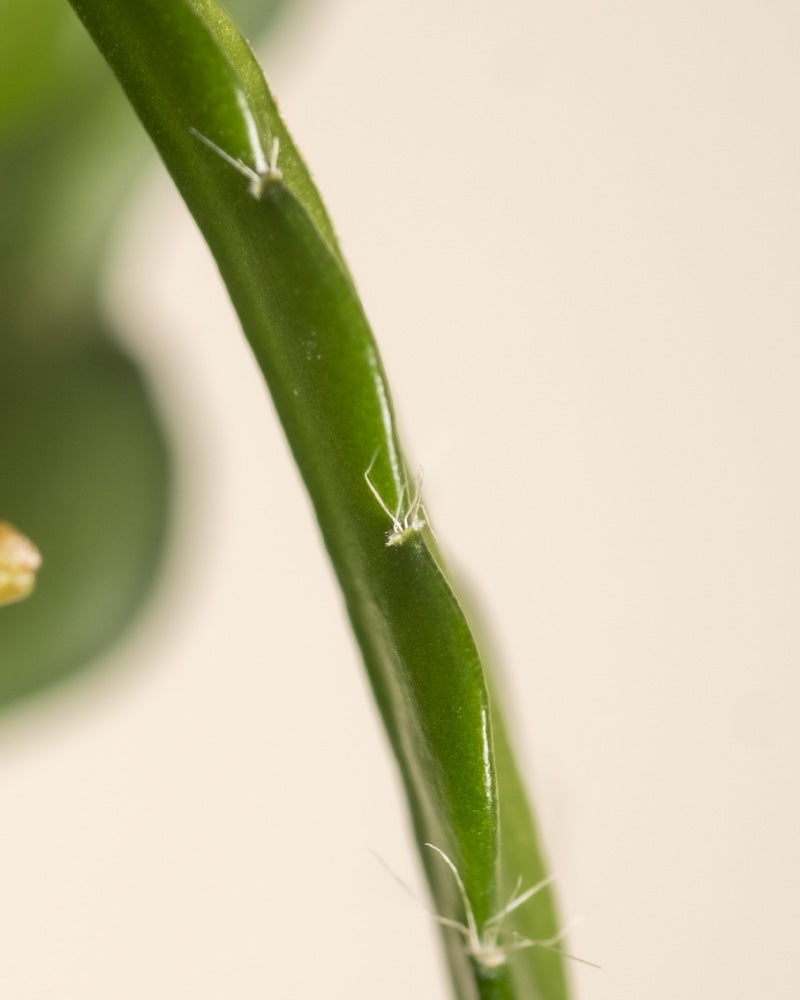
[0,0,294,711]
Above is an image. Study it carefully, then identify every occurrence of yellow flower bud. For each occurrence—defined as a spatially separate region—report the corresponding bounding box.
[0,522,42,606]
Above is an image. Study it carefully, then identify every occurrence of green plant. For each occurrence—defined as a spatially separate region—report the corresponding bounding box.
[4,3,571,998]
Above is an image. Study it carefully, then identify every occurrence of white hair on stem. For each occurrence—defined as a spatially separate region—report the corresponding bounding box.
[364,449,427,547]
[189,125,282,199]
[424,844,599,971]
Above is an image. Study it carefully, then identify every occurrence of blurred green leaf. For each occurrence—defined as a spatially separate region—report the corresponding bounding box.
[0,331,170,707]
[0,0,299,711]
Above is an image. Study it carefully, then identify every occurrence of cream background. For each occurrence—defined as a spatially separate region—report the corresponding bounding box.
[1,0,799,997]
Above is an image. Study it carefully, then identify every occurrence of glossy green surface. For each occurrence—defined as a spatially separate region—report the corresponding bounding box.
[64,2,569,997]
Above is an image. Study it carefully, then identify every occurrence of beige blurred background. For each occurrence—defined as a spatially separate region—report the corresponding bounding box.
[2,0,799,996]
